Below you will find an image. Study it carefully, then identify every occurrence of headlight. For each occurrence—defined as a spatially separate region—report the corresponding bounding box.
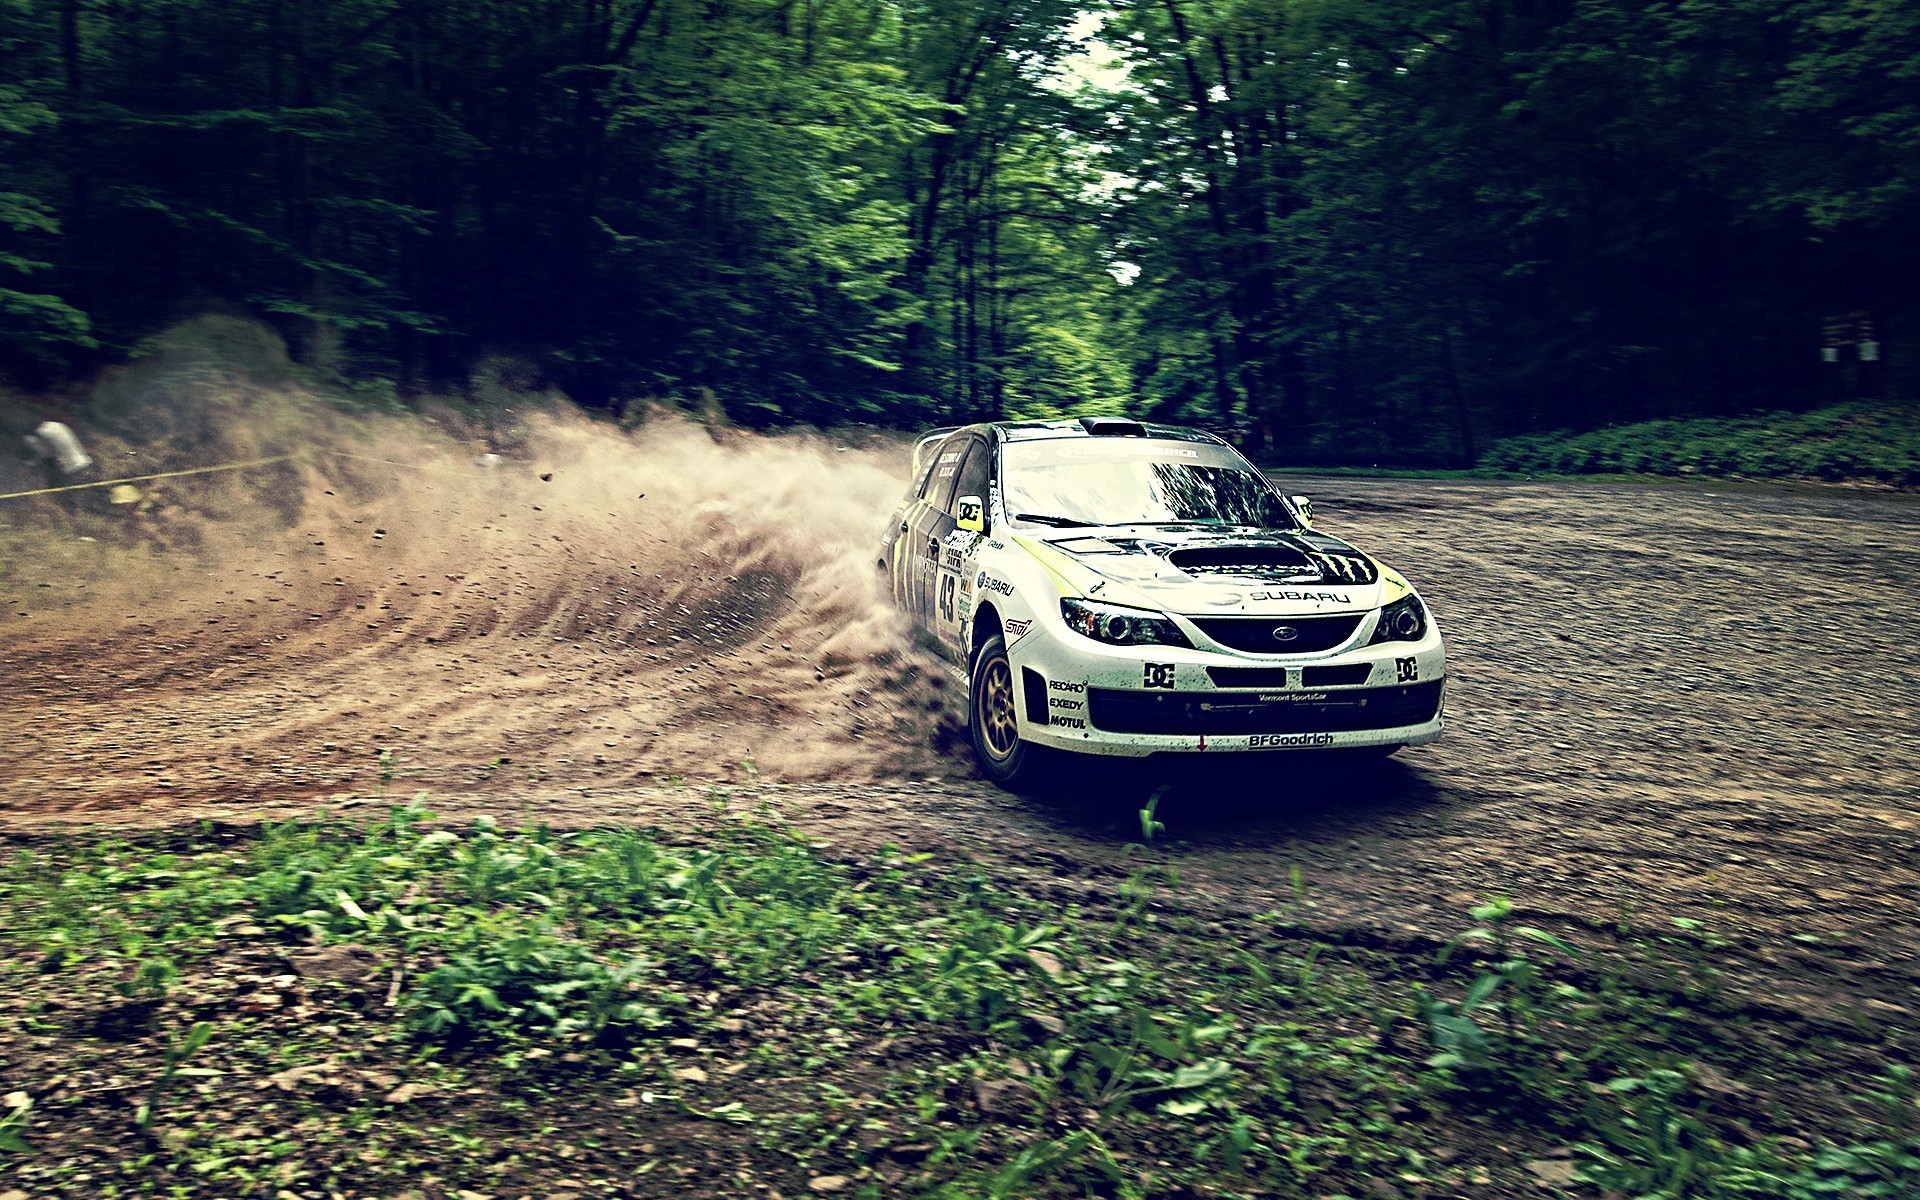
[1369,594,1427,644]
[1061,598,1192,648]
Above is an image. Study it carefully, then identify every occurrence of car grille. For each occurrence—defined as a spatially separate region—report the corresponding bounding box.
[1206,663,1376,688]
[1189,614,1365,654]
[1087,681,1443,736]
[1205,666,1292,688]
[1303,664,1375,687]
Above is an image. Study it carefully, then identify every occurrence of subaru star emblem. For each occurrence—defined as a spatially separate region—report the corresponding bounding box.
[1270,625,1300,643]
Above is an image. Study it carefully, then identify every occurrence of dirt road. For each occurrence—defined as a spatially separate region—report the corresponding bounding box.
[4,420,1918,1039]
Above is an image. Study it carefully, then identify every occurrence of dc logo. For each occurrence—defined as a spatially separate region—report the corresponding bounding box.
[1144,663,1176,689]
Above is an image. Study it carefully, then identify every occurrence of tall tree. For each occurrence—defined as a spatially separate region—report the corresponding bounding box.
[1098,0,1917,463]
[0,0,93,369]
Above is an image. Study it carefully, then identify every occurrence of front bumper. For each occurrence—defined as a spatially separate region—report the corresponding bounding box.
[1009,621,1445,757]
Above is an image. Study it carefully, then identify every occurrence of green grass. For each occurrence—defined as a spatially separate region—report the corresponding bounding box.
[1,795,1915,1198]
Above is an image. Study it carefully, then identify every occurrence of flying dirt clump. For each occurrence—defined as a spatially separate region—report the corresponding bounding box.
[0,341,967,821]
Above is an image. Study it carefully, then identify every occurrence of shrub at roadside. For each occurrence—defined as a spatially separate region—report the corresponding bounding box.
[1480,404,1920,485]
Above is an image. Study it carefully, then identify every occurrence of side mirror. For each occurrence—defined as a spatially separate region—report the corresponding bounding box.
[956,495,986,533]
[1289,495,1314,527]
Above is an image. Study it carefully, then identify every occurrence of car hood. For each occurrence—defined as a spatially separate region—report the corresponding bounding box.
[1018,525,1404,616]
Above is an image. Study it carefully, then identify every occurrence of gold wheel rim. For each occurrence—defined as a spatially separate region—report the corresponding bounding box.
[979,658,1019,759]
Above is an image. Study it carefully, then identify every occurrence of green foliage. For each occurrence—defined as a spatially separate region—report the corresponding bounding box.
[3,813,1915,1197]
[0,1093,31,1155]
[115,954,180,1002]
[1580,1067,1920,1200]
[0,55,93,360]
[895,910,1062,1032]
[1063,1008,1237,1116]
[407,920,668,1045]
[1577,1068,1771,1199]
[1776,0,1920,228]
[1480,403,1920,484]
[1099,0,1920,464]
[4,0,1907,444]
[135,1021,218,1135]
[1415,897,1582,1105]
[0,0,1123,423]
[978,1130,1125,1200]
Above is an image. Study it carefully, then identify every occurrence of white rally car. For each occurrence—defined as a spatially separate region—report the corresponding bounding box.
[879,417,1446,786]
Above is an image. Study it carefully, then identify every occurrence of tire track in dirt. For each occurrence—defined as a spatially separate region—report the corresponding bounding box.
[4,395,1918,1074]
[2,403,966,820]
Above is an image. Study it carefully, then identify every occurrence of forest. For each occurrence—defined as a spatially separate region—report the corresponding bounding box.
[2,0,1915,464]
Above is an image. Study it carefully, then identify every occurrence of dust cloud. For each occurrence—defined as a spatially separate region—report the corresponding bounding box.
[1,327,967,820]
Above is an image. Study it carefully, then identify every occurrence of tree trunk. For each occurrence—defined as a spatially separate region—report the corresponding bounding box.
[60,0,90,315]
[1442,326,1478,467]
[276,0,333,370]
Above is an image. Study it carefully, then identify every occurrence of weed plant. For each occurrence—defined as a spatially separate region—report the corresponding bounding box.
[0,797,1912,1198]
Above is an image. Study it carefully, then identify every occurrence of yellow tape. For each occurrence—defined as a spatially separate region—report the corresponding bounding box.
[0,454,298,502]
[319,450,436,471]
[0,446,451,502]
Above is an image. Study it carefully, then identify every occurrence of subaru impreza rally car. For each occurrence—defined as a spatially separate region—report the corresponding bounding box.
[879,417,1446,785]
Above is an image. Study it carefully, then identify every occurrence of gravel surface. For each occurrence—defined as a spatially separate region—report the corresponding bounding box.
[5,464,1918,1039]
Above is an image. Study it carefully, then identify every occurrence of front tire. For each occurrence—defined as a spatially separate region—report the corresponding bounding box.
[968,633,1044,787]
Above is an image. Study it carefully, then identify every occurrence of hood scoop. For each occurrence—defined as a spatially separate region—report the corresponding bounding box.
[1170,545,1319,580]
[1047,530,1380,588]
[1167,543,1377,585]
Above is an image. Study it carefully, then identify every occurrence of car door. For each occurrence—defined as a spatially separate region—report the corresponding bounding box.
[933,440,993,657]
[907,436,968,627]
[884,442,944,606]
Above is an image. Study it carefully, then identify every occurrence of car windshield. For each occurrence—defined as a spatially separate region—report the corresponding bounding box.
[1003,438,1296,529]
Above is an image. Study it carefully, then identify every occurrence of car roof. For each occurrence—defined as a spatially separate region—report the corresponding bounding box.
[996,418,1227,445]
[910,419,1232,476]
[926,418,1229,447]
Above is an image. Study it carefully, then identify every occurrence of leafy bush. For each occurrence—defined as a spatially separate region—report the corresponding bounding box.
[1480,404,1920,485]
[406,918,669,1045]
